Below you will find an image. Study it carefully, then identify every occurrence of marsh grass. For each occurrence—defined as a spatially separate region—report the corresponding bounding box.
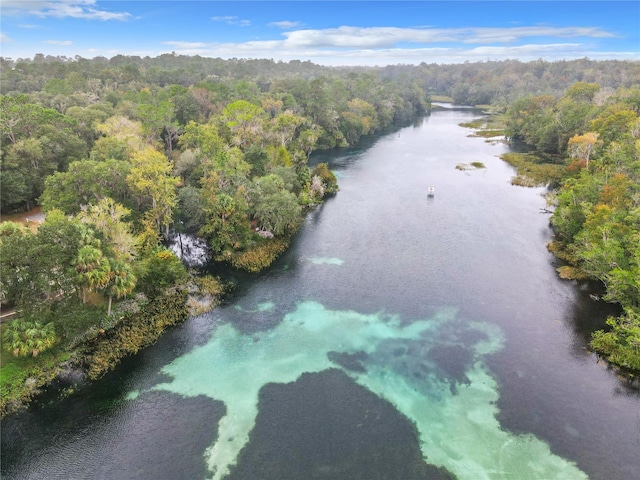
[501,152,567,187]
[456,162,486,171]
[460,114,507,139]
[230,238,290,272]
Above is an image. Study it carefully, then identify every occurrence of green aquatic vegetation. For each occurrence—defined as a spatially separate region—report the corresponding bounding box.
[79,289,188,380]
[456,162,486,171]
[556,265,590,281]
[0,346,70,417]
[501,152,567,187]
[459,119,485,129]
[139,301,588,480]
[460,114,507,138]
[187,276,226,316]
[229,238,290,272]
[431,95,454,103]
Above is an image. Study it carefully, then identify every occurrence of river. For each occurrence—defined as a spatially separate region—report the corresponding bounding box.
[2,105,639,480]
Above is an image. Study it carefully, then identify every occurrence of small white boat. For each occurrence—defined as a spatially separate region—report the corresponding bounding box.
[427,186,435,197]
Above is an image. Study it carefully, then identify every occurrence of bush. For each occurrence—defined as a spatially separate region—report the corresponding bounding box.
[230,238,290,272]
[139,248,188,297]
[591,310,640,373]
[2,319,58,358]
[310,163,339,195]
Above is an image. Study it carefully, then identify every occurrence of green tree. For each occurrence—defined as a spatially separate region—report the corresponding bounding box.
[0,95,87,210]
[0,222,33,305]
[591,309,640,370]
[199,186,252,258]
[567,132,599,170]
[105,259,136,315]
[79,197,139,261]
[127,147,179,236]
[250,174,302,236]
[90,136,129,161]
[40,159,132,215]
[221,100,267,149]
[270,110,304,148]
[589,107,637,145]
[311,163,339,194]
[13,210,93,307]
[75,245,111,304]
[139,248,187,297]
[176,185,206,232]
[95,115,145,154]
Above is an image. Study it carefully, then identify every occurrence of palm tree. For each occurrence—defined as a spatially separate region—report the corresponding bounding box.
[3,319,58,357]
[105,259,136,315]
[75,245,111,303]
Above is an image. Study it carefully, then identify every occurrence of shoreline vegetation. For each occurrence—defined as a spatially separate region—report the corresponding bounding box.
[465,83,640,378]
[2,56,639,417]
[1,54,429,417]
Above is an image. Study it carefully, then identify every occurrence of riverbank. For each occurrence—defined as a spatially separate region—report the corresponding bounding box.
[1,287,199,418]
[465,111,640,379]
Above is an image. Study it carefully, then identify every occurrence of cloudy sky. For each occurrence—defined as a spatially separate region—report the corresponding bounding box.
[1,1,638,65]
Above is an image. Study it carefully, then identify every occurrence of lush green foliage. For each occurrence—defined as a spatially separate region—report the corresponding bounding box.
[311,163,339,194]
[2,319,57,357]
[506,83,640,373]
[0,343,70,417]
[79,289,188,379]
[591,310,640,371]
[2,54,639,413]
[139,248,188,297]
[229,238,291,273]
[500,153,567,187]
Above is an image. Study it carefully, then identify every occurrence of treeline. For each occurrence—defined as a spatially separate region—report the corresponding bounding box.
[504,82,640,372]
[383,58,640,106]
[1,59,430,214]
[3,54,639,109]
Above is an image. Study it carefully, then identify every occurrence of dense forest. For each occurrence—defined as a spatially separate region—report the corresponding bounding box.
[503,81,640,371]
[0,54,431,415]
[1,54,638,415]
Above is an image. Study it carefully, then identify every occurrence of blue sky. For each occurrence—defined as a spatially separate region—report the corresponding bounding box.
[1,1,638,65]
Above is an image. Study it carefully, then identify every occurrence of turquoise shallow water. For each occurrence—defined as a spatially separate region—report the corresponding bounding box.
[2,107,639,480]
[149,301,586,479]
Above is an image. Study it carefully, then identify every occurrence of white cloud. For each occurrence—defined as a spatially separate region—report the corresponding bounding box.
[269,21,303,30]
[1,0,131,21]
[211,15,251,27]
[18,24,42,29]
[163,41,208,49]
[43,39,73,45]
[0,33,11,43]
[159,36,638,66]
[281,25,618,49]
[461,26,618,44]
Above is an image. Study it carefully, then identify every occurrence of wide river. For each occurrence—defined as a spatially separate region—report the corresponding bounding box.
[2,105,639,480]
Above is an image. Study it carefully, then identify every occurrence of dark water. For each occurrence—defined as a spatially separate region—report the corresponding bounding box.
[3,106,639,480]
